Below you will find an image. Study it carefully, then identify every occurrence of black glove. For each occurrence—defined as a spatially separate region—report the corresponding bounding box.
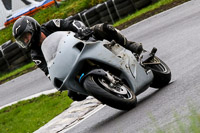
[72,20,93,39]
[78,28,93,40]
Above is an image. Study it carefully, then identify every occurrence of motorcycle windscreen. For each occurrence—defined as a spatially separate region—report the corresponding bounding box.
[41,32,67,66]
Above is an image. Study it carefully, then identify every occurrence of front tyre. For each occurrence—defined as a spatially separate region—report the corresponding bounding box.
[83,75,137,110]
[146,56,171,88]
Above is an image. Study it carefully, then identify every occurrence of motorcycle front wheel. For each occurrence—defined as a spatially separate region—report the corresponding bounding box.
[146,56,171,88]
[83,75,137,110]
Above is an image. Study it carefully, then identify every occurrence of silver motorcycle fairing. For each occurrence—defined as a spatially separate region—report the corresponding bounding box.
[42,31,153,95]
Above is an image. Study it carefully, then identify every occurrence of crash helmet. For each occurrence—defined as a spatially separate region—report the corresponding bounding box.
[12,16,41,49]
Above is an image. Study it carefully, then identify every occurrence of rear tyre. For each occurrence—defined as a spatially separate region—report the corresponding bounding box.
[83,75,137,110]
[146,56,171,88]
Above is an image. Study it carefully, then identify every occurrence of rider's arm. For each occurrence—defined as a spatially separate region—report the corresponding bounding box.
[41,19,85,33]
[41,19,93,39]
[31,50,49,76]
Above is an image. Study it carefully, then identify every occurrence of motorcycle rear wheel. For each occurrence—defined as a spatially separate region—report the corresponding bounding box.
[146,56,171,88]
[83,75,137,110]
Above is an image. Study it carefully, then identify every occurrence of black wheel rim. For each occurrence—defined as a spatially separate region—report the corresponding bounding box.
[92,76,133,100]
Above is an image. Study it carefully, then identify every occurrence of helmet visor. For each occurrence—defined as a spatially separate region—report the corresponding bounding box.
[16,32,33,49]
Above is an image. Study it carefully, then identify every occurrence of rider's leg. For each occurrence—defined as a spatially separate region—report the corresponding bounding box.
[91,23,143,54]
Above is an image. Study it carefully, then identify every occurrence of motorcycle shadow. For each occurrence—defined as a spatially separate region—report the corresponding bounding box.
[137,81,174,105]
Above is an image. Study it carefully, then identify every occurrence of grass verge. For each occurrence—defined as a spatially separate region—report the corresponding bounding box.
[0,91,73,133]
[0,62,36,85]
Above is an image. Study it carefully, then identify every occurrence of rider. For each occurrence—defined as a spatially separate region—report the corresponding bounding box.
[12,16,143,101]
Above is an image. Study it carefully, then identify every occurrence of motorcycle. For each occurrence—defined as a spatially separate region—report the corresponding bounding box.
[41,31,171,110]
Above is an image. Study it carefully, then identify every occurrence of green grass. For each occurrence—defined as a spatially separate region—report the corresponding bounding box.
[188,110,200,133]
[0,62,36,84]
[0,25,14,45]
[0,91,73,133]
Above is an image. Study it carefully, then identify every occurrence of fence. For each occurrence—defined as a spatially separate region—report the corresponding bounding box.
[0,0,156,72]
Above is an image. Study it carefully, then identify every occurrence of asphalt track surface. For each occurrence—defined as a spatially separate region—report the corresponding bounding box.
[65,0,200,132]
[1,0,200,132]
[0,69,54,107]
